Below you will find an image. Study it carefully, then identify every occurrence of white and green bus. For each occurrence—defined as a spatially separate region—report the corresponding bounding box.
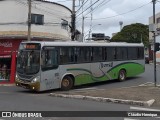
[15,41,145,91]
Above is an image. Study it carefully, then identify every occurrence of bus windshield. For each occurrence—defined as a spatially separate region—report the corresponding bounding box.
[17,50,40,74]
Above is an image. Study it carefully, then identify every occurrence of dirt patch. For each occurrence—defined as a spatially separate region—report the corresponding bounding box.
[55,85,160,108]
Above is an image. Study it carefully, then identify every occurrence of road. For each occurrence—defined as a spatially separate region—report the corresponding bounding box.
[0,64,160,120]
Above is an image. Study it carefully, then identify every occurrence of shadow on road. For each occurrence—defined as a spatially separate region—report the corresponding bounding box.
[15,76,142,94]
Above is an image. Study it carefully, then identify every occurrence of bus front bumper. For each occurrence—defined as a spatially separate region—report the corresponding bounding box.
[15,79,40,91]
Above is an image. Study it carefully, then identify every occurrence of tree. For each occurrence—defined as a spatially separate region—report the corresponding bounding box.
[111,23,149,46]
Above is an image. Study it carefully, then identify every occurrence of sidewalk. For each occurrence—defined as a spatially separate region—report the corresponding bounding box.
[50,83,160,108]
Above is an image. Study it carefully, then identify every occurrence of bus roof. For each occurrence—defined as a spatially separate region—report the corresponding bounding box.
[21,41,144,47]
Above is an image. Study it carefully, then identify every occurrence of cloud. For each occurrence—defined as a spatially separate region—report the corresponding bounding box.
[49,0,160,37]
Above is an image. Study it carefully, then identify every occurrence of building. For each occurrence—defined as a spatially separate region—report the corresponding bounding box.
[149,12,160,63]
[0,0,72,83]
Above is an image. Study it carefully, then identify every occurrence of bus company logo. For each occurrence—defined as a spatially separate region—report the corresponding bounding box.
[0,42,12,48]
[2,112,11,117]
[100,62,113,68]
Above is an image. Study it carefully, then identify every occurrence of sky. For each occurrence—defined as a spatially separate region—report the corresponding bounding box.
[49,0,160,38]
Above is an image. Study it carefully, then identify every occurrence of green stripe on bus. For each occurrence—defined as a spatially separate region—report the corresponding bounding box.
[67,62,144,85]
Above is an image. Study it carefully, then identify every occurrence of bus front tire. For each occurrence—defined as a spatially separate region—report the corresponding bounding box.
[118,69,126,81]
[61,76,73,91]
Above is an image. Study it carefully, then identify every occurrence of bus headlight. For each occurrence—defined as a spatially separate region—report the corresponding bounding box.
[15,74,19,80]
[32,76,40,83]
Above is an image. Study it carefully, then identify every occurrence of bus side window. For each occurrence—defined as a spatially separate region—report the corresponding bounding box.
[41,49,58,70]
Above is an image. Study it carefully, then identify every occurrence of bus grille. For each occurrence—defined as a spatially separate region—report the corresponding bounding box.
[18,74,33,80]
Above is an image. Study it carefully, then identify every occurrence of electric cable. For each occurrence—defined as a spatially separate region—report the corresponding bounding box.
[85,1,151,20]
[76,0,100,17]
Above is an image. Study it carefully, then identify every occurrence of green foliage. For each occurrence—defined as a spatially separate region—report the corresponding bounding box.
[111,23,149,46]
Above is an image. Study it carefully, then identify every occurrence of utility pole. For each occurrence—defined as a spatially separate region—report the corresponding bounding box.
[89,0,93,39]
[82,0,84,42]
[28,0,31,41]
[71,0,76,41]
[152,0,157,87]
[82,16,84,42]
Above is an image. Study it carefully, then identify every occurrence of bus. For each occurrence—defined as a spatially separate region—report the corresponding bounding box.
[15,41,145,91]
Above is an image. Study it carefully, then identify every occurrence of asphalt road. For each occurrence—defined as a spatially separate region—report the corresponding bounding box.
[0,64,160,120]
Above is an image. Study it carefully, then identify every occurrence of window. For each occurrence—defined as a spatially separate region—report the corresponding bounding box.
[128,47,138,60]
[61,19,68,30]
[31,14,44,25]
[157,17,160,23]
[60,47,69,64]
[138,47,144,59]
[68,47,74,63]
[107,47,116,61]
[121,47,128,60]
[102,47,107,60]
[116,47,128,60]
[92,47,103,62]
[75,47,90,63]
[42,48,58,70]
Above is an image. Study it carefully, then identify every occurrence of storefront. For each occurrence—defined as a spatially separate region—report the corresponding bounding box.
[0,39,22,84]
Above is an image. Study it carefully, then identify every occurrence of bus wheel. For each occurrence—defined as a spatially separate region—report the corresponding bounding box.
[61,76,73,91]
[118,69,126,81]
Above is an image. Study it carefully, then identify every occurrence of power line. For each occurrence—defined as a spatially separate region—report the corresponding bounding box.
[84,0,111,16]
[76,0,100,17]
[89,1,151,20]
[76,0,89,13]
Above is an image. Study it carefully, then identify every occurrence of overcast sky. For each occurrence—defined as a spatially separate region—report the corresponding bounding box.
[49,0,160,37]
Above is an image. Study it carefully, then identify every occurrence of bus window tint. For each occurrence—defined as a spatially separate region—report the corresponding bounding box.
[116,47,128,60]
[60,47,74,64]
[121,47,128,60]
[107,47,116,61]
[68,47,74,63]
[42,49,58,69]
[128,47,138,60]
[92,47,103,62]
[76,47,85,63]
[138,47,144,59]
[60,47,68,64]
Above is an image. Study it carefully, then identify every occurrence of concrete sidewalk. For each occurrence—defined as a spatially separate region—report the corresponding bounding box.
[50,83,160,107]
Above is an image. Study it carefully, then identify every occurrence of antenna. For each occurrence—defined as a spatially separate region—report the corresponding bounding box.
[119,21,123,31]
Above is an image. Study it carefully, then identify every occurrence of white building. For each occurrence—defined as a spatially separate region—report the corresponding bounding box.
[149,12,160,62]
[0,0,72,83]
[0,0,72,41]
[149,12,160,43]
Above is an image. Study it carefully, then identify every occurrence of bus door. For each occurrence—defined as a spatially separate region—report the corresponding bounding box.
[41,47,60,90]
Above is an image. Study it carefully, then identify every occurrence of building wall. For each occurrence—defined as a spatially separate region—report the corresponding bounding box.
[0,0,72,40]
[149,12,160,62]
[149,12,160,42]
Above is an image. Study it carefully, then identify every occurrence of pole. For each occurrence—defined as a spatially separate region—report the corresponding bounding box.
[28,0,31,41]
[82,0,84,42]
[82,16,84,42]
[71,0,76,41]
[152,0,157,87]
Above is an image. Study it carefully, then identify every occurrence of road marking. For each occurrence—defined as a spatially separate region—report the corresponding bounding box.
[130,106,160,111]
[138,82,154,86]
[124,118,139,120]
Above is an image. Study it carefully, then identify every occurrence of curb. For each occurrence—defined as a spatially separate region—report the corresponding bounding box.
[49,93,155,107]
[0,84,15,86]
